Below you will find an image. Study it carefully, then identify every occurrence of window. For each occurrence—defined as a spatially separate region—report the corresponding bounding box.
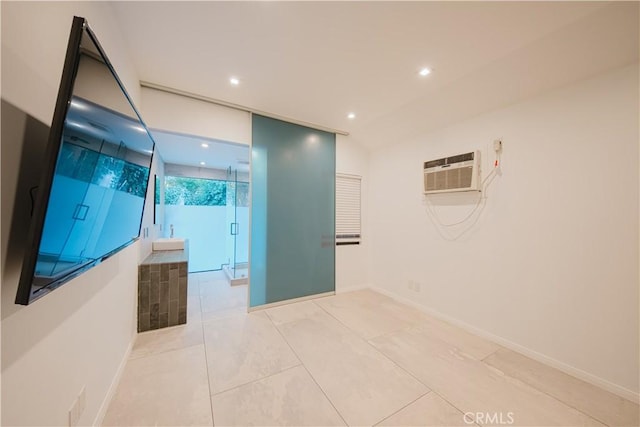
[164,176,227,206]
[336,173,361,245]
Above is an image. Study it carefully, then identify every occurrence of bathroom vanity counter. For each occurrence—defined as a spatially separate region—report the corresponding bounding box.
[140,247,189,265]
[138,245,189,332]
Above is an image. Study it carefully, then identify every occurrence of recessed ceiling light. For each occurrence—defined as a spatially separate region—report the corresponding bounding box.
[347,112,356,120]
[200,161,205,166]
[419,67,431,77]
[230,77,240,86]
[201,143,209,148]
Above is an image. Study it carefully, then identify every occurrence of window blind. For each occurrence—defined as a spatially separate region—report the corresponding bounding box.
[336,174,361,245]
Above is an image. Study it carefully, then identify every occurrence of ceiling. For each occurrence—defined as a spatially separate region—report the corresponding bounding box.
[112,2,638,154]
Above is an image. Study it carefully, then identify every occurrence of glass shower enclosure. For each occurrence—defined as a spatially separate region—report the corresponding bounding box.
[225,167,249,284]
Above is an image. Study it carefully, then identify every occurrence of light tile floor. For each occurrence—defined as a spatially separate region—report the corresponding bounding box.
[103,271,639,426]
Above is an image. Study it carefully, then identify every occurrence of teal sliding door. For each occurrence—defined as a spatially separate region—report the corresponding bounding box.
[250,115,335,307]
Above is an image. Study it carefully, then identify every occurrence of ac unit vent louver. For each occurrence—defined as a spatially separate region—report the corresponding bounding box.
[424,151,481,194]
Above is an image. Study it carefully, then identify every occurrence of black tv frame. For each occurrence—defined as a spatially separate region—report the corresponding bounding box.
[15,16,154,305]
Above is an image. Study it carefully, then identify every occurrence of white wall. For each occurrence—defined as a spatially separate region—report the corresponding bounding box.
[368,64,639,399]
[1,2,142,425]
[141,87,251,145]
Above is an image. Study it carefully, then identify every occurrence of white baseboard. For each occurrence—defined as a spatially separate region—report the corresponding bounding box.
[369,285,640,404]
[93,333,135,426]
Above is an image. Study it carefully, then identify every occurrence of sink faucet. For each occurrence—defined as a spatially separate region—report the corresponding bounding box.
[170,224,174,238]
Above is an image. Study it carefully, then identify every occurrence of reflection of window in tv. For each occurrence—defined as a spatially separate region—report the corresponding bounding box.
[56,142,148,197]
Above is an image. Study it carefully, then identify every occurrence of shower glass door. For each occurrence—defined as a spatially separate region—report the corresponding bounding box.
[226,167,238,277]
[235,180,249,278]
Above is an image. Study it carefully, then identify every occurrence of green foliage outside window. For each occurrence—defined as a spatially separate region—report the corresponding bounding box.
[155,176,161,204]
[165,176,227,206]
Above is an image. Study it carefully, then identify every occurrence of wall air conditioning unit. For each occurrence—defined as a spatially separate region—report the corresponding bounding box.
[423,151,481,194]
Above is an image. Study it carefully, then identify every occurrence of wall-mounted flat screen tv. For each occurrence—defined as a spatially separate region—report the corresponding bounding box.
[15,16,155,305]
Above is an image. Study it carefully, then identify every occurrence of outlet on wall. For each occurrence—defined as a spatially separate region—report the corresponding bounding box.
[406,280,422,292]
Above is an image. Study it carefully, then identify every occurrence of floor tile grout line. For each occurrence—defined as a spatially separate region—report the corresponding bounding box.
[422,389,482,427]
[372,390,432,426]
[190,273,215,426]
[208,363,303,398]
[480,347,501,362]
[312,298,383,342]
[265,308,350,427]
[362,337,439,398]
[200,320,216,427]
